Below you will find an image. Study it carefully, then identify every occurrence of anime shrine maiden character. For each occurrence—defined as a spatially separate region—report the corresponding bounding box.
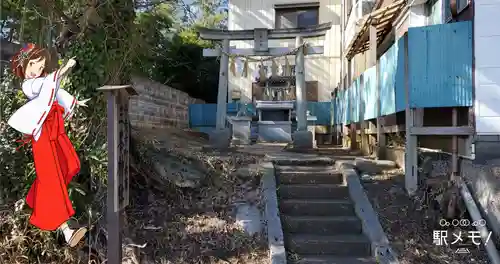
[8,43,90,247]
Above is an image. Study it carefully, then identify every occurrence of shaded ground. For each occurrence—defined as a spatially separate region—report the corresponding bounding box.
[0,127,270,264]
[124,128,270,264]
[362,169,489,264]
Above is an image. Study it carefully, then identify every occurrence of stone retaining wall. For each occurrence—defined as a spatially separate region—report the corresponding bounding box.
[130,76,204,129]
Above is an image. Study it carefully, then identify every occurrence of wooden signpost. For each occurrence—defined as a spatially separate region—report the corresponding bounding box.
[97,84,137,264]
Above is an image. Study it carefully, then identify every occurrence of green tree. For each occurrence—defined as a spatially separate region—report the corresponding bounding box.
[144,0,227,103]
[0,0,135,261]
[0,0,226,261]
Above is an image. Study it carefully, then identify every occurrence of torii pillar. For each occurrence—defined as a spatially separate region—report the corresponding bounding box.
[199,24,332,149]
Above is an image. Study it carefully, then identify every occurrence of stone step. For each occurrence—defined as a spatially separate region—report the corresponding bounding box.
[277,171,343,185]
[280,199,355,216]
[282,215,362,235]
[290,256,376,264]
[277,165,337,172]
[278,184,350,200]
[268,154,334,166]
[286,234,371,256]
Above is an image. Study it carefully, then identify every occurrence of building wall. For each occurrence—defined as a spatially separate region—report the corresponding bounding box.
[130,77,204,130]
[227,0,342,102]
[428,0,443,24]
[474,0,500,134]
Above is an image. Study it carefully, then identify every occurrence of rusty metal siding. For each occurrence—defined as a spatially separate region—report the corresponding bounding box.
[408,22,473,108]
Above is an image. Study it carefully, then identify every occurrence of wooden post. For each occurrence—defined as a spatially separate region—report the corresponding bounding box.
[467,106,475,159]
[359,73,366,153]
[370,26,384,158]
[97,85,137,264]
[216,39,230,130]
[451,108,459,178]
[404,34,418,196]
[346,59,354,149]
[295,36,307,132]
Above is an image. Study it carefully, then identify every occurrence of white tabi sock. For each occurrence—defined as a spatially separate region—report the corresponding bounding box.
[62,226,74,242]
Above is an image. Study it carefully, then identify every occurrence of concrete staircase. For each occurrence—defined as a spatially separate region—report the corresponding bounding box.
[276,159,376,264]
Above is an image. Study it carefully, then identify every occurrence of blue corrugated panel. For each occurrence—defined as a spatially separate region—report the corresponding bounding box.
[395,36,406,112]
[188,104,217,127]
[351,78,361,123]
[333,96,340,125]
[346,86,352,124]
[342,88,350,124]
[334,90,341,125]
[408,22,473,108]
[339,89,346,124]
[189,103,250,127]
[227,103,238,116]
[339,93,344,124]
[363,66,377,120]
[379,41,398,115]
[307,102,332,125]
[226,102,256,116]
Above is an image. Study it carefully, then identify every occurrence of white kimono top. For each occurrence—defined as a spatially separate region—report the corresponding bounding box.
[7,70,77,141]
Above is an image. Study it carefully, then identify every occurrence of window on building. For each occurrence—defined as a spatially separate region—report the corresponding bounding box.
[275,3,320,29]
[444,0,469,21]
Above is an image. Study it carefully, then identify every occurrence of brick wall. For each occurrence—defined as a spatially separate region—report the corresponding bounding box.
[130,76,204,129]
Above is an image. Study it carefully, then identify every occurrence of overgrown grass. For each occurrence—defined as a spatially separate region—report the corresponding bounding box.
[0,71,107,263]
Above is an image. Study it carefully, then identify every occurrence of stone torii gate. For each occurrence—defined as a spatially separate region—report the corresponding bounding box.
[199,23,332,148]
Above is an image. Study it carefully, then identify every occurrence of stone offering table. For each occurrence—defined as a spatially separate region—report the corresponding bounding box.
[228,116,252,145]
[255,100,294,143]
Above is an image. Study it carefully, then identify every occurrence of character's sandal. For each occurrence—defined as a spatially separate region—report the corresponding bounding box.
[67,227,88,247]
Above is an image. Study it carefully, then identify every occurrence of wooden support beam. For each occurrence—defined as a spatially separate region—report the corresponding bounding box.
[452,108,459,177]
[344,59,353,148]
[404,33,418,196]
[414,108,424,127]
[350,123,358,149]
[409,126,474,136]
[359,74,366,154]
[203,46,325,57]
[357,124,405,134]
[467,105,475,159]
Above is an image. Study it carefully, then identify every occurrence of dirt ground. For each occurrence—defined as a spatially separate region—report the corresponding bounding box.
[123,128,270,264]
[362,169,490,264]
[0,127,271,264]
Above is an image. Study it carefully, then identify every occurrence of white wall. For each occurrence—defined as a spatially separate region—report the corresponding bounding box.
[475,0,500,134]
[227,0,342,102]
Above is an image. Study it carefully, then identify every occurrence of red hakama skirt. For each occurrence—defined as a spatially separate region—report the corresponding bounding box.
[25,102,81,231]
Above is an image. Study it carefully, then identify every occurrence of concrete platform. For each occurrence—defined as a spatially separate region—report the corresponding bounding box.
[208,128,231,149]
[293,130,314,149]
